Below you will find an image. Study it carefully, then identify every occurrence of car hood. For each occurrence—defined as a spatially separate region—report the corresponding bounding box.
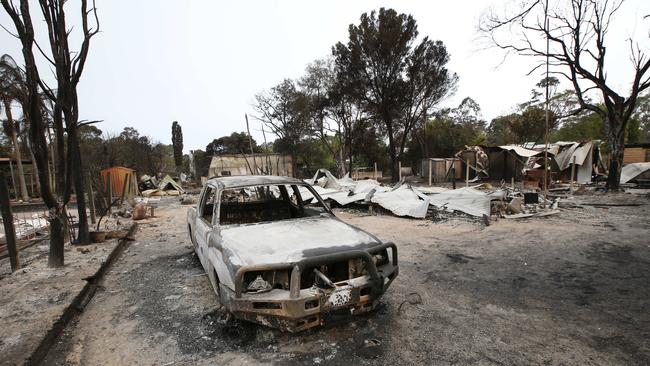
[220,216,380,268]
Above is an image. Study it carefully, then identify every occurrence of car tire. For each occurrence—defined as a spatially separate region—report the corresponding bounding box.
[188,225,197,249]
[212,268,222,302]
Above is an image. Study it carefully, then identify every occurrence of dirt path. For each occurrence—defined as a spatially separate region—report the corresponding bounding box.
[43,195,650,365]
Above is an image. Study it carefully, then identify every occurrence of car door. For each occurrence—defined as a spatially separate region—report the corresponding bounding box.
[206,188,236,290]
[195,184,217,270]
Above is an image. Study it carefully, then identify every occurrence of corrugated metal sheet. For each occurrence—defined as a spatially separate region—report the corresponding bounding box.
[100,166,138,200]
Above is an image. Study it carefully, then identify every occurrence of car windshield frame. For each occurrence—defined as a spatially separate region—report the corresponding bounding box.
[215,182,333,227]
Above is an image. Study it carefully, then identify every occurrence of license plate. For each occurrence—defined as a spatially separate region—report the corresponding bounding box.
[327,286,352,307]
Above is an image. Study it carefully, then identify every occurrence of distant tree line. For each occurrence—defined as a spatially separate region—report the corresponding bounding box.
[222,6,646,182]
[248,8,459,182]
[77,125,176,176]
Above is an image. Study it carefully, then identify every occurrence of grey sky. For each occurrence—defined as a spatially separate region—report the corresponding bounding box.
[1,0,648,152]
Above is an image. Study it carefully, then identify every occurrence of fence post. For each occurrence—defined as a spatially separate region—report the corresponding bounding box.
[428,159,432,186]
[451,167,456,189]
[465,161,470,187]
[0,171,21,271]
[8,159,17,200]
[120,172,130,204]
[398,161,402,181]
[87,173,96,225]
[374,162,377,180]
[107,171,113,214]
[570,155,576,195]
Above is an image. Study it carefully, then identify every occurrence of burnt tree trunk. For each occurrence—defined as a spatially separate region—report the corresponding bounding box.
[3,99,29,201]
[347,134,353,178]
[48,206,67,267]
[2,0,67,267]
[606,111,626,190]
[53,105,66,197]
[0,171,20,271]
[62,84,90,244]
[290,144,297,178]
[385,114,399,182]
[25,137,41,195]
[68,126,90,244]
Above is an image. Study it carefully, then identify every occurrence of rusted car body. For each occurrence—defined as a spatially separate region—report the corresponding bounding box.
[187,175,398,332]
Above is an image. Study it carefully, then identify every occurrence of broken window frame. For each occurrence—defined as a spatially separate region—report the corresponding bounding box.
[215,183,332,226]
[199,183,218,225]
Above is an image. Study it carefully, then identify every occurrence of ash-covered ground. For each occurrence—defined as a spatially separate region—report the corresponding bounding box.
[43,193,650,365]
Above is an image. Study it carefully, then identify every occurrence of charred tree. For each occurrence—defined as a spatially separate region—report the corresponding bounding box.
[481,0,650,190]
[36,0,100,244]
[1,0,67,266]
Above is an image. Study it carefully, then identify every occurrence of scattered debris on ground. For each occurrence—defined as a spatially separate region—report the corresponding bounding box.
[141,175,185,197]
[303,169,574,223]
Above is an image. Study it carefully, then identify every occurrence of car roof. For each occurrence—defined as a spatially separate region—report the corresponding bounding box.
[207,175,305,189]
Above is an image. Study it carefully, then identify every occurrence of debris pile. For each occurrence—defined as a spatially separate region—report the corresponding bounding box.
[141,175,185,197]
[0,213,49,243]
[304,169,562,223]
[620,162,650,188]
[139,174,159,191]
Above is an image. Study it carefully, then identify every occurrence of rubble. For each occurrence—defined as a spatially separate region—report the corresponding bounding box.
[302,169,571,223]
[132,202,148,220]
[139,174,159,191]
[620,162,650,184]
[370,184,430,218]
[180,195,196,205]
[427,187,495,217]
[141,175,185,197]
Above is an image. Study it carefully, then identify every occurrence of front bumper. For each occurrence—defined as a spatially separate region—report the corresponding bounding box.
[220,242,398,332]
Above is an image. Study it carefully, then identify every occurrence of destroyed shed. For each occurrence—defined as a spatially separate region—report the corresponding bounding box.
[141,174,185,197]
[420,158,462,183]
[208,153,293,177]
[483,145,543,182]
[158,175,184,193]
[549,141,601,184]
[469,142,601,185]
[100,166,139,201]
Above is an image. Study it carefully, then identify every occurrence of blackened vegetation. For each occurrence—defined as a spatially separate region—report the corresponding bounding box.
[1,0,101,263]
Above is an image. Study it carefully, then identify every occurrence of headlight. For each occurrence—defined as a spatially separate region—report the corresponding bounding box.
[243,270,290,293]
[246,275,272,293]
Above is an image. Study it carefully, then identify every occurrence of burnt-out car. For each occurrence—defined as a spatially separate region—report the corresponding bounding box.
[187,175,398,332]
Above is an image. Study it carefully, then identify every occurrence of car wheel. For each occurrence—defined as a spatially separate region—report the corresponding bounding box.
[188,225,197,249]
[212,268,222,301]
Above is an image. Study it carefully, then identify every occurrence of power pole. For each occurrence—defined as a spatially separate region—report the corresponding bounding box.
[543,0,550,204]
[256,124,273,175]
[245,114,257,174]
